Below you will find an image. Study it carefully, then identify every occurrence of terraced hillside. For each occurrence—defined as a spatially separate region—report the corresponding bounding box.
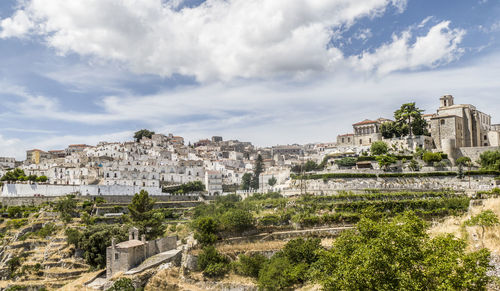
[0,208,92,290]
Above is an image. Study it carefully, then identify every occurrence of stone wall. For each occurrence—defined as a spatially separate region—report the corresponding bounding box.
[458,146,500,164]
[1,184,162,197]
[285,175,497,195]
[0,193,200,206]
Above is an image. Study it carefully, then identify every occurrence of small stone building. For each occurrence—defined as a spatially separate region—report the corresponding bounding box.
[106,227,177,278]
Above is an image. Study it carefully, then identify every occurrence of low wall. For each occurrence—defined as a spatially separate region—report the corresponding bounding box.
[1,184,163,197]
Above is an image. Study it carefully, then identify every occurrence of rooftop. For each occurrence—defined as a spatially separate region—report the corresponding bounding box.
[116,240,144,248]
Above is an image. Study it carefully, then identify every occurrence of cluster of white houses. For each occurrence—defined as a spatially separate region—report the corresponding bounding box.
[0,95,499,196]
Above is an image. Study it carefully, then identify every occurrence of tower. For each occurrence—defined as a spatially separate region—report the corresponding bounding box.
[440,95,454,108]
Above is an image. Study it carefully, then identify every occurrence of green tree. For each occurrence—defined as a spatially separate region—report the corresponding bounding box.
[67,224,128,268]
[394,102,428,136]
[0,168,26,182]
[193,216,219,246]
[36,175,48,183]
[198,245,230,278]
[55,195,78,223]
[478,149,500,171]
[251,154,264,189]
[240,173,252,190]
[220,208,254,233]
[234,253,268,278]
[370,141,389,156]
[311,212,491,290]
[457,156,472,179]
[335,157,357,168]
[133,129,155,142]
[465,210,500,246]
[258,238,322,290]
[422,152,443,165]
[128,190,165,240]
[268,176,277,187]
[375,155,397,171]
[106,278,134,291]
[303,160,319,172]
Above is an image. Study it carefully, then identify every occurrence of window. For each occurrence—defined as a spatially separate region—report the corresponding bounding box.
[484,135,487,140]
[342,138,345,143]
[369,138,372,143]
[359,139,362,144]
[440,119,445,125]
[115,253,119,260]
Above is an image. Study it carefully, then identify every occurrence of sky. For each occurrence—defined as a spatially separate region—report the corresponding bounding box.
[0,0,499,160]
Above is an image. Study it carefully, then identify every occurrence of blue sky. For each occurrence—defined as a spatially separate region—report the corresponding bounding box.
[0,0,499,159]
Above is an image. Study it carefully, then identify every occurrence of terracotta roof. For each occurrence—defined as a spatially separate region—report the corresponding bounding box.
[68,144,90,147]
[116,240,144,248]
[353,119,377,126]
[338,133,354,137]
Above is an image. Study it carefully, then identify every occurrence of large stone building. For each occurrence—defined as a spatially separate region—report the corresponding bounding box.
[429,95,493,150]
[336,118,391,146]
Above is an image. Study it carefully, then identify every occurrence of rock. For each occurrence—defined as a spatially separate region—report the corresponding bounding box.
[181,253,198,271]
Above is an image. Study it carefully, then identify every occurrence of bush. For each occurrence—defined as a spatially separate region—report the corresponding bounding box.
[220,209,254,233]
[422,152,443,165]
[479,150,500,171]
[335,157,357,167]
[370,141,388,156]
[198,246,230,278]
[193,216,219,246]
[234,253,268,278]
[106,278,134,291]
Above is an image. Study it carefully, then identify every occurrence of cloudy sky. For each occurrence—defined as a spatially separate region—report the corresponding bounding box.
[0,0,499,159]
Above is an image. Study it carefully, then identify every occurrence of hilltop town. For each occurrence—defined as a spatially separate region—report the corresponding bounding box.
[1,95,499,198]
[0,95,500,291]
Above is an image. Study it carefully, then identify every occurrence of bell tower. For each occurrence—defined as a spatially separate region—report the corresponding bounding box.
[440,95,454,108]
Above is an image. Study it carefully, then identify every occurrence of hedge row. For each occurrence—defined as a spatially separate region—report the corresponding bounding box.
[357,155,414,162]
[378,172,457,178]
[292,173,378,180]
[298,191,458,203]
[464,170,500,176]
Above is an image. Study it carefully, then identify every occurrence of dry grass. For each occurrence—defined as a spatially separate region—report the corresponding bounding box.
[428,198,500,254]
[217,241,286,254]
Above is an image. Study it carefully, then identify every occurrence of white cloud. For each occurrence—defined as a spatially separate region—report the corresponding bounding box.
[0,10,33,38]
[0,0,410,81]
[0,134,24,159]
[352,21,465,75]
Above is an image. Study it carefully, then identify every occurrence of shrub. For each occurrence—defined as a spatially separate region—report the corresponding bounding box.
[478,150,500,171]
[193,216,219,246]
[220,209,254,233]
[198,246,230,278]
[106,278,134,291]
[370,141,389,156]
[335,157,357,168]
[234,253,268,278]
[422,152,443,165]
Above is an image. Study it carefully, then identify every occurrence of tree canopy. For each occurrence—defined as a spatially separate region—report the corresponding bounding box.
[370,141,388,156]
[311,212,491,290]
[251,154,264,189]
[133,129,155,142]
[128,190,165,240]
[479,149,500,171]
[381,103,429,138]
